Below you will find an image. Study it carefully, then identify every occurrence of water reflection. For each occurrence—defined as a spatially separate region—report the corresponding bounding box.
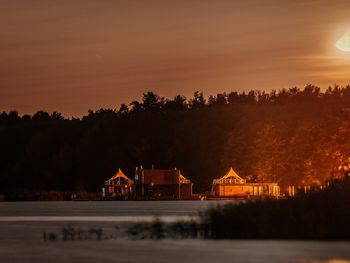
[308,260,350,263]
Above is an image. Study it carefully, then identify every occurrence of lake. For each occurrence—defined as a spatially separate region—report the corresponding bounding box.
[0,201,349,263]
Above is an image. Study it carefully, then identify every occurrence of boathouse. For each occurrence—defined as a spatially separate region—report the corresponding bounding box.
[211,167,280,198]
[134,168,193,199]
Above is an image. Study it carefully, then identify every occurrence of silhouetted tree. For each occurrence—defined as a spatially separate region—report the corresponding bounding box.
[2,85,350,198]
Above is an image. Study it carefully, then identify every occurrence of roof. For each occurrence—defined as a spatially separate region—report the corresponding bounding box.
[139,169,191,185]
[179,174,190,184]
[105,169,133,184]
[213,167,246,185]
[222,168,245,182]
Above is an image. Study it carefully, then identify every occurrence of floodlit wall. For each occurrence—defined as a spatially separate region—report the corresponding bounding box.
[212,183,279,198]
[212,168,280,198]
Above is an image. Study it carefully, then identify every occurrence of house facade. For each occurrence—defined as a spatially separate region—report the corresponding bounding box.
[103,169,134,198]
[211,168,280,198]
[134,168,193,199]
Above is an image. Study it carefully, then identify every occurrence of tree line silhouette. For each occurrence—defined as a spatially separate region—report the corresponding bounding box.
[1,85,350,196]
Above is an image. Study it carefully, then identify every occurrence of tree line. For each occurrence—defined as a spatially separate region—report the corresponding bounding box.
[1,85,350,195]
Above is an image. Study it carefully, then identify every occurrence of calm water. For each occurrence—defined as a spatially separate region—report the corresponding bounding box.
[0,201,349,263]
[0,200,220,216]
[0,200,230,221]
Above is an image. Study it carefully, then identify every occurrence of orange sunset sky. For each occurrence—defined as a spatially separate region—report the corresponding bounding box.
[1,0,350,116]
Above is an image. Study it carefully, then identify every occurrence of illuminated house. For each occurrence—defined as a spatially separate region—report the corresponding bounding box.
[134,168,193,199]
[211,167,280,198]
[103,169,134,198]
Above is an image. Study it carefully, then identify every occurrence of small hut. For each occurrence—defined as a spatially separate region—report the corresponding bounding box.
[103,169,134,198]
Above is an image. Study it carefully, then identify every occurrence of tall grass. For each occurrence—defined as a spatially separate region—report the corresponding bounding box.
[126,218,201,239]
[201,178,350,239]
[44,226,115,241]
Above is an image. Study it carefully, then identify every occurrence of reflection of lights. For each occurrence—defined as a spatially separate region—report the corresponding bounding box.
[326,260,350,263]
[308,259,350,263]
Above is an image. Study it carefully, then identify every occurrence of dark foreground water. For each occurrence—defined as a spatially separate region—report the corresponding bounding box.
[0,200,227,221]
[0,201,349,263]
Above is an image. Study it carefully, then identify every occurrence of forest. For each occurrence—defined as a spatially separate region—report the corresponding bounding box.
[1,85,350,196]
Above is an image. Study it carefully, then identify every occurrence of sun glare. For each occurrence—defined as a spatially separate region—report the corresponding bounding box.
[336,31,350,52]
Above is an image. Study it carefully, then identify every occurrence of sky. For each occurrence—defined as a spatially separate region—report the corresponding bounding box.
[2,0,350,116]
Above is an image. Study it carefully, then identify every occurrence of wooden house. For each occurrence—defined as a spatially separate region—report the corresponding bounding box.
[134,168,193,199]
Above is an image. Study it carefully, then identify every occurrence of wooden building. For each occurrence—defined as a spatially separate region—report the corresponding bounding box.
[211,168,280,198]
[134,168,193,199]
[103,169,134,198]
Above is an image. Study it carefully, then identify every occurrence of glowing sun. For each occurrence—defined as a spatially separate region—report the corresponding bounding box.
[336,31,350,52]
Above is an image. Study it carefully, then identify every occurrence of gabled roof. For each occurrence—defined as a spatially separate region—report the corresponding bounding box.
[179,174,190,184]
[105,169,133,184]
[139,168,191,185]
[213,167,246,184]
[222,167,244,181]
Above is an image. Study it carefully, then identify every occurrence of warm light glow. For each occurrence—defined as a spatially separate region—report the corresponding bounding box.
[336,31,350,52]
